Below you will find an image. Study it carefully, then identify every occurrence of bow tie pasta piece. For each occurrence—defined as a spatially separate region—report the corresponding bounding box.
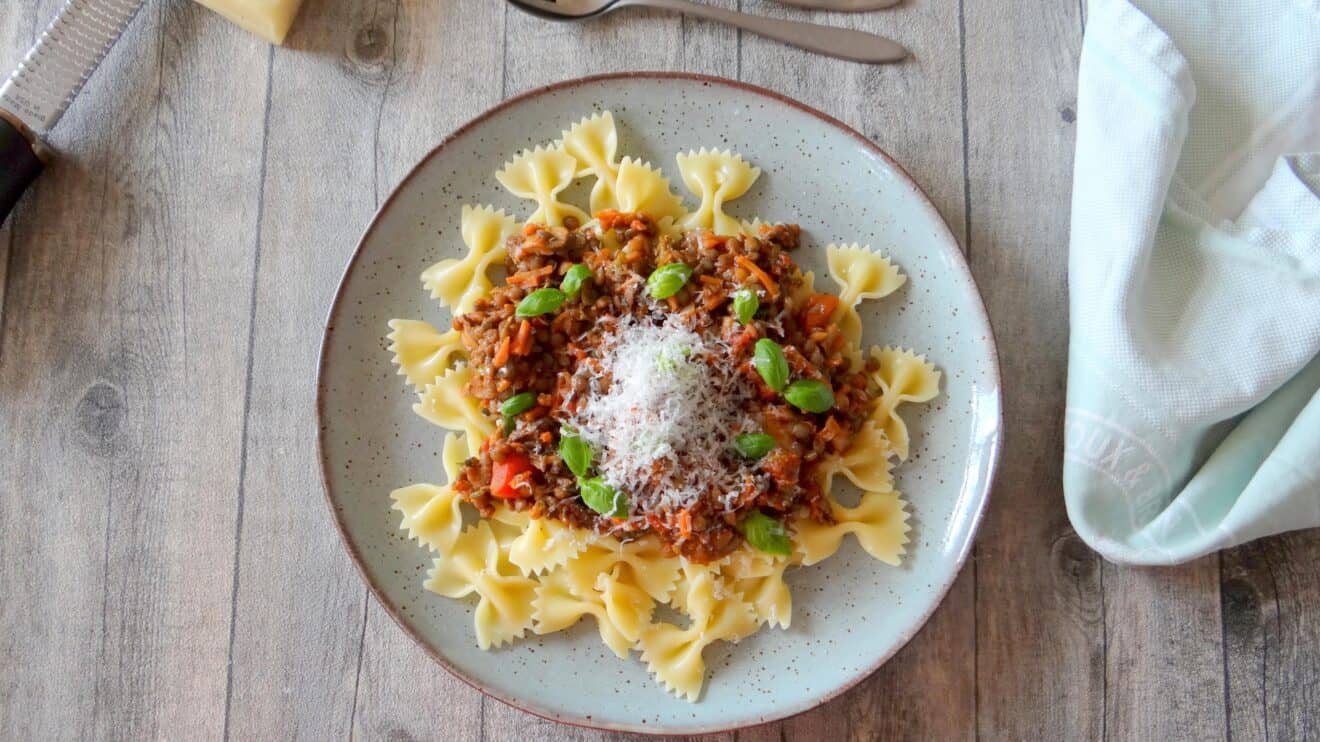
[676,148,761,236]
[421,205,517,314]
[414,365,496,455]
[562,539,683,605]
[532,570,635,659]
[561,111,621,214]
[740,216,769,238]
[390,433,470,553]
[794,490,911,567]
[496,146,590,227]
[820,418,896,493]
[868,346,941,460]
[826,243,907,347]
[733,571,792,630]
[507,516,588,576]
[425,521,537,649]
[386,319,465,389]
[614,157,687,222]
[595,567,656,644]
[722,551,793,629]
[638,568,759,702]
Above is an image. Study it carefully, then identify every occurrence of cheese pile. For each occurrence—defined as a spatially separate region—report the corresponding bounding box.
[194,0,305,44]
[567,316,755,519]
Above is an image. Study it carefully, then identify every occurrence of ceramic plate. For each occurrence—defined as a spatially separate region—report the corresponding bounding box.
[318,73,1001,735]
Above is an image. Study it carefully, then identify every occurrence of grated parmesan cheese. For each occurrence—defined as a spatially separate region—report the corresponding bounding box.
[566,315,755,524]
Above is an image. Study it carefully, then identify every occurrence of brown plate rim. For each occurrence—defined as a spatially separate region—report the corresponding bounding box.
[315,70,1003,736]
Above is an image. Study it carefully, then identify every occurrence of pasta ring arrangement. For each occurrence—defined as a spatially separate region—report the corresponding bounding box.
[385,111,940,702]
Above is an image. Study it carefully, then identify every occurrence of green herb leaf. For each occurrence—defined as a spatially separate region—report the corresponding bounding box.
[579,477,628,518]
[558,432,593,478]
[753,338,789,392]
[732,288,759,325]
[646,263,693,300]
[515,287,567,318]
[500,392,537,418]
[733,432,777,459]
[655,344,693,374]
[783,379,835,413]
[560,264,593,299]
[738,512,791,556]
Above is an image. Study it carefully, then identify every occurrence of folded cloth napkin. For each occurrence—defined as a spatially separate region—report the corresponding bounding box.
[1064,0,1320,564]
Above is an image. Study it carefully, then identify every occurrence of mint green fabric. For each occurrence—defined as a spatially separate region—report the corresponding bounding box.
[1064,0,1320,564]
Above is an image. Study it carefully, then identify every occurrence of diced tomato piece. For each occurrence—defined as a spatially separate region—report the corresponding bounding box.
[490,454,534,499]
[802,293,840,330]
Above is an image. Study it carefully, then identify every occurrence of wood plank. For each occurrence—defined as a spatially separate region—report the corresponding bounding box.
[220,0,502,738]
[959,0,1103,739]
[344,1,508,738]
[0,1,268,739]
[734,2,973,740]
[1103,560,1227,740]
[1222,531,1320,742]
[217,2,378,737]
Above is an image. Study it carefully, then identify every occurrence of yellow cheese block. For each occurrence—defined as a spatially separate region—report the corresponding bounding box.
[194,0,305,44]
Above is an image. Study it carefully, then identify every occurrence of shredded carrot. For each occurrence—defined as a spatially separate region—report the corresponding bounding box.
[701,233,726,250]
[522,223,539,236]
[493,335,511,366]
[678,510,692,539]
[506,264,555,286]
[736,256,779,299]
[697,274,723,288]
[667,296,679,313]
[513,319,533,356]
[539,431,553,444]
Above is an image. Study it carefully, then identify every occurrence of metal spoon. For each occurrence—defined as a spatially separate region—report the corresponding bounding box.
[507,0,907,64]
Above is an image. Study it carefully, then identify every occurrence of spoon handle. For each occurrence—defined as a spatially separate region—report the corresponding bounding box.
[617,0,906,63]
[770,0,902,10]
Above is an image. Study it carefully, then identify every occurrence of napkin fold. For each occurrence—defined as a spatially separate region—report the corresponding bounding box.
[1063,0,1320,564]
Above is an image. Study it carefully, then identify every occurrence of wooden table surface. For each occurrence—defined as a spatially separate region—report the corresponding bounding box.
[2,1,1317,740]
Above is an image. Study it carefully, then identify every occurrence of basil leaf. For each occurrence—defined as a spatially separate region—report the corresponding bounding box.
[558,433,592,478]
[515,287,566,318]
[579,477,628,518]
[732,288,759,325]
[655,344,692,374]
[500,392,536,418]
[646,263,693,300]
[738,512,791,556]
[733,432,776,459]
[753,338,789,392]
[783,379,835,413]
[561,264,593,299]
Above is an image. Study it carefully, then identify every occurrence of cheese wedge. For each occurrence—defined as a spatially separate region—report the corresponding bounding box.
[194,0,305,44]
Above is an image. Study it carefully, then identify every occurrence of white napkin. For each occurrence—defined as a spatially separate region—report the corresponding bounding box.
[1063,0,1320,564]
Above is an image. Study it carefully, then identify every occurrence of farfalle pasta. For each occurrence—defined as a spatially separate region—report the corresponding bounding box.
[386,112,939,701]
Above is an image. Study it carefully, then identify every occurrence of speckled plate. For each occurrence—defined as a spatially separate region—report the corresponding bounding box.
[318,72,1001,735]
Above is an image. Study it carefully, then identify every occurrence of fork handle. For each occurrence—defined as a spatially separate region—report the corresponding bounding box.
[617,0,906,63]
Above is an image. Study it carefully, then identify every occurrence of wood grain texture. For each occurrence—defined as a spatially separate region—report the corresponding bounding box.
[0,0,267,739]
[348,1,506,739]
[1104,560,1227,741]
[960,0,1104,740]
[1,1,1319,741]
[1221,532,1320,742]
